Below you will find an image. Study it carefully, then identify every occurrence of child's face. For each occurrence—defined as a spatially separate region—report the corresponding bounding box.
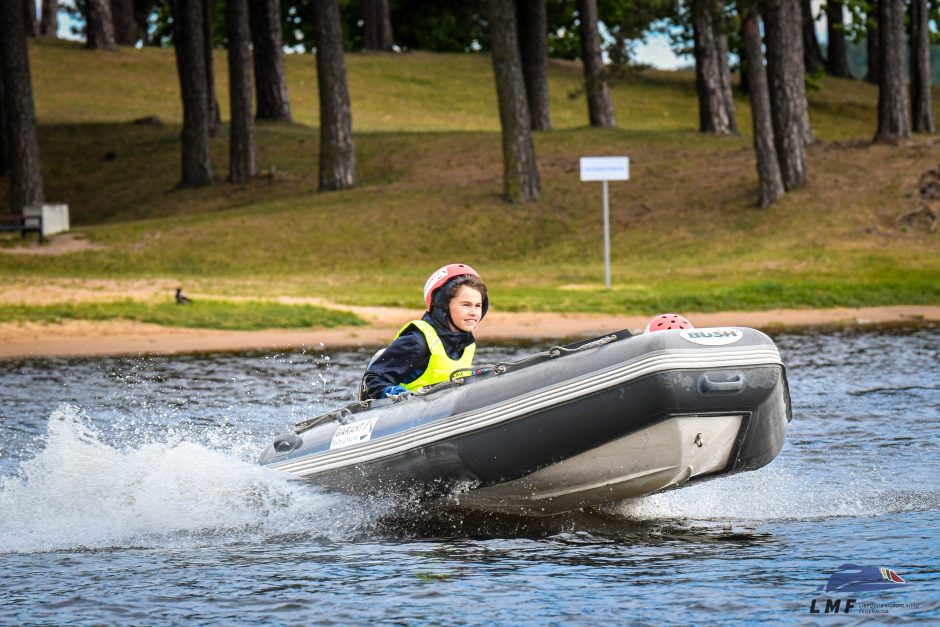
[448,286,484,332]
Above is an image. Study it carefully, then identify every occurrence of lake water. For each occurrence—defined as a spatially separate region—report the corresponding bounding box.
[1,327,938,624]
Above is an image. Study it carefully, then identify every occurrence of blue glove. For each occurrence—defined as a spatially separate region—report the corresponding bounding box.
[383,384,407,398]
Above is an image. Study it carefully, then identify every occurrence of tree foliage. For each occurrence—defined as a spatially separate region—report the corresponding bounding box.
[141,0,682,66]
[72,0,940,66]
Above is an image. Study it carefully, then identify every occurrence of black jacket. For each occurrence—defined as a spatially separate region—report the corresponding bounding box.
[361,310,475,400]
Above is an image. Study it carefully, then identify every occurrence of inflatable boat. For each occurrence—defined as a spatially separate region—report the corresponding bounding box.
[258,327,791,515]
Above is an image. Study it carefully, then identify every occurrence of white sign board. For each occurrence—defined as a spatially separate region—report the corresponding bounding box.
[580,156,629,182]
[23,204,70,236]
[330,417,379,450]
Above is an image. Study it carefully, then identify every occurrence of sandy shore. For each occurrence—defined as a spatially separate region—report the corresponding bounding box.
[1,305,936,359]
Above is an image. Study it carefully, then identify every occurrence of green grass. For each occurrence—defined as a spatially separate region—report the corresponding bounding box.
[0,38,937,320]
[0,299,365,330]
[486,273,940,314]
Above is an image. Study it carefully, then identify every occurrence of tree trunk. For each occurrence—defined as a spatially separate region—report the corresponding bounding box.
[23,0,39,36]
[715,15,737,133]
[865,4,879,84]
[489,0,540,202]
[874,0,910,141]
[86,0,117,51]
[203,0,222,137]
[825,1,852,78]
[518,0,551,131]
[362,0,394,50]
[737,17,750,94]
[910,0,934,134]
[800,0,823,74]
[40,0,58,37]
[362,0,378,49]
[577,0,615,127]
[227,0,257,183]
[172,0,213,187]
[1,3,45,210]
[692,0,737,135]
[110,0,136,45]
[0,74,8,177]
[742,5,784,208]
[249,0,292,122]
[313,0,355,191]
[761,0,809,191]
[796,6,813,146]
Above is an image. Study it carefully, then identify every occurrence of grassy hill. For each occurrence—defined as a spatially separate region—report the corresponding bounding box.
[0,38,937,316]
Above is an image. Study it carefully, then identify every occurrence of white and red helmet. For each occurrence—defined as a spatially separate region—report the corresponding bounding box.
[423,263,481,311]
[644,313,694,333]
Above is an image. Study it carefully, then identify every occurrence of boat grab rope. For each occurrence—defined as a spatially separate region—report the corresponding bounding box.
[293,332,623,435]
[448,333,620,384]
[293,401,370,433]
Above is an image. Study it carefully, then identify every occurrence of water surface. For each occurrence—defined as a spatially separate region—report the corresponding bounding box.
[1,328,937,623]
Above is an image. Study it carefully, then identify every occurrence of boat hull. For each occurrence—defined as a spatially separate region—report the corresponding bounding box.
[259,328,791,514]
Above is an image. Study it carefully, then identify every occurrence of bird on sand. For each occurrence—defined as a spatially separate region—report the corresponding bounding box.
[175,288,192,305]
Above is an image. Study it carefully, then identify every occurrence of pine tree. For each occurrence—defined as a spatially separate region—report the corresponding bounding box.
[489,0,540,202]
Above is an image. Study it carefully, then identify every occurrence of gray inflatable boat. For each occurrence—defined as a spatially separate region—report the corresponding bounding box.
[258,327,791,515]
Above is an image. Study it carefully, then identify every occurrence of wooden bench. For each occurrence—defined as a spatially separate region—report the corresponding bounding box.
[0,213,43,244]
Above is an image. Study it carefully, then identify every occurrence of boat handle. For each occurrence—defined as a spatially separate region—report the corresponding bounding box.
[450,368,474,384]
[273,433,302,454]
[450,364,503,383]
[699,372,745,394]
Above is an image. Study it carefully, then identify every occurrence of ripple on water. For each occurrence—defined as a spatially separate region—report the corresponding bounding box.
[0,330,938,623]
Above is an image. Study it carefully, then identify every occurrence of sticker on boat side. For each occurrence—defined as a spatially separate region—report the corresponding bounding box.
[679,328,744,346]
[330,417,379,450]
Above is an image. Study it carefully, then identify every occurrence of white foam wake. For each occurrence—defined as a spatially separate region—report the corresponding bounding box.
[0,406,387,554]
[610,462,940,523]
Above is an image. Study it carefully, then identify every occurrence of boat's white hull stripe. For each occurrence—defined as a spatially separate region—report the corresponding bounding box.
[270,346,783,477]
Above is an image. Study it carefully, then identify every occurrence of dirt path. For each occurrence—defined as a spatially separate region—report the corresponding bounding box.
[1,305,936,359]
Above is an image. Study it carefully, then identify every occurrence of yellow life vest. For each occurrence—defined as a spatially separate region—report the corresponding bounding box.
[394,319,475,392]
